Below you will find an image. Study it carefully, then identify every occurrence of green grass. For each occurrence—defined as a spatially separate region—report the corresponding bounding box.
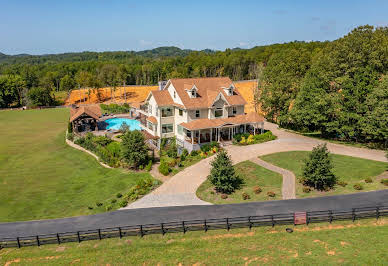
[197,161,283,203]
[261,151,388,198]
[1,218,387,265]
[0,108,153,222]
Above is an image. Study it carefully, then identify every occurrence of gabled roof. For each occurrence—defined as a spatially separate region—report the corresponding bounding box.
[169,77,247,109]
[180,112,265,130]
[150,90,174,107]
[146,116,157,124]
[70,105,101,122]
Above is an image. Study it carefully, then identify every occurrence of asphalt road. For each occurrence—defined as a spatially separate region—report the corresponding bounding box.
[1,190,387,239]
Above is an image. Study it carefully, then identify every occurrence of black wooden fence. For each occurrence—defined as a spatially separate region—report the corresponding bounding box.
[1,205,387,249]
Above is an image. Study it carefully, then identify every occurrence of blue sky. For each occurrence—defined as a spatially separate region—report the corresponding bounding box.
[1,0,387,55]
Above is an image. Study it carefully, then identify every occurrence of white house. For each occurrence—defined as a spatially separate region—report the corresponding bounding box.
[132,77,265,152]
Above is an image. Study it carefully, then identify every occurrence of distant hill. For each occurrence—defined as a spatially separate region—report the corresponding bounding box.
[0,46,216,65]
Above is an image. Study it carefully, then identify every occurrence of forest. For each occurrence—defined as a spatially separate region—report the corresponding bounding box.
[0,25,387,146]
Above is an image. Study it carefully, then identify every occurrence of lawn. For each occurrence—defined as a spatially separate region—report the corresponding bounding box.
[261,151,388,198]
[0,108,153,222]
[197,160,283,203]
[1,218,387,265]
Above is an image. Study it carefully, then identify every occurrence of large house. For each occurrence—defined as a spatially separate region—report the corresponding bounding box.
[132,77,265,152]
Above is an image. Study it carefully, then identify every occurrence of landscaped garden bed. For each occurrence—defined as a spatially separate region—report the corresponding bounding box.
[100,103,131,114]
[260,151,388,198]
[232,131,277,145]
[197,160,282,203]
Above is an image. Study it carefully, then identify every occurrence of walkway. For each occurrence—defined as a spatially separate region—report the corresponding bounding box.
[250,157,296,200]
[2,190,388,238]
[124,122,387,209]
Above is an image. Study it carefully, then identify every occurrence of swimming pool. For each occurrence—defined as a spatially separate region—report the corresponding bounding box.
[105,118,141,131]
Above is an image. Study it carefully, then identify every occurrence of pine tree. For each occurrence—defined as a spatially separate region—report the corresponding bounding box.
[208,150,241,194]
[302,144,337,190]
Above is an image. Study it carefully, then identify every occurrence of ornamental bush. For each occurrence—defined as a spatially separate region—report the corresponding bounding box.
[242,192,250,200]
[121,130,148,169]
[353,183,363,190]
[364,177,373,183]
[208,150,242,194]
[301,144,337,190]
[337,180,348,187]
[253,186,262,194]
[381,179,388,186]
[267,191,276,197]
[159,161,170,176]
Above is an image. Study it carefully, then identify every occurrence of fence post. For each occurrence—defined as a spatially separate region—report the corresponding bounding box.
[306,212,309,225]
[98,229,101,240]
[204,220,208,232]
[77,231,81,243]
[226,218,230,231]
[352,208,356,222]
[376,207,380,220]
[182,221,186,234]
[248,216,252,229]
[329,210,333,224]
[161,223,165,235]
[56,233,60,244]
[140,225,144,237]
[17,237,20,248]
[118,227,122,238]
[271,215,275,227]
[36,236,40,246]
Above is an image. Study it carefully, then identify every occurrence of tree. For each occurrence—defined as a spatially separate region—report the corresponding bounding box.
[27,87,53,106]
[0,75,25,107]
[208,150,241,194]
[121,130,148,168]
[60,74,76,92]
[301,144,337,190]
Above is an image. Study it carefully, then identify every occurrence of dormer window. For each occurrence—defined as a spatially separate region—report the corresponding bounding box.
[223,84,234,96]
[187,85,198,98]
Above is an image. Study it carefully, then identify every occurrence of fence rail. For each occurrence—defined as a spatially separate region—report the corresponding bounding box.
[1,205,387,249]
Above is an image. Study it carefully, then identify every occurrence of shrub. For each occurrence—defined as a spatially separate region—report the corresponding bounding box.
[381,179,388,186]
[240,136,247,145]
[353,183,363,190]
[364,177,373,183]
[302,186,311,193]
[210,141,220,148]
[242,192,250,200]
[337,180,348,187]
[201,144,211,153]
[247,134,254,144]
[208,150,242,194]
[105,205,113,211]
[87,206,93,210]
[301,144,337,190]
[94,135,112,146]
[166,138,178,158]
[190,150,199,156]
[96,202,103,207]
[67,132,74,141]
[267,191,276,197]
[233,133,250,143]
[145,160,152,171]
[159,161,170,176]
[119,122,130,133]
[68,122,73,133]
[221,194,228,199]
[181,149,189,160]
[116,193,122,198]
[119,200,128,208]
[111,199,117,204]
[253,186,262,194]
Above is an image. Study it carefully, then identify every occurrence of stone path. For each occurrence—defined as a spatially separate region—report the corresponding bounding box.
[123,122,387,209]
[249,157,296,200]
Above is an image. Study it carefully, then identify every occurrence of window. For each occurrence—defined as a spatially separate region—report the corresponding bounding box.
[174,91,176,98]
[161,107,173,117]
[179,109,183,116]
[215,108,223,118]
[148,105,152,114]
[162,124,173,133]
[177,125,183,135]
[232,106,237,114]
[186,130,191,138]
[195,110,200,118]
[147,121,153,130]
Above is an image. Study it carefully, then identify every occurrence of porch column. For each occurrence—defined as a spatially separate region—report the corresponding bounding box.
[261,122,264,133]
[254,125,256,135]
[218,128,220,142]
[210,128,213,142]
[244,124,246,133]
[191,131,194,144]
[198,129,201,145]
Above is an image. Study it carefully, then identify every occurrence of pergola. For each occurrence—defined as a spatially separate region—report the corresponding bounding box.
[70,105,102,133]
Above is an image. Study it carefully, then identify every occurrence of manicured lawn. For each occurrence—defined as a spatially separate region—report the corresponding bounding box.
[261,151,388,198]
[197,160,283,203]
[1,218,387,265]
[0,108,153,222]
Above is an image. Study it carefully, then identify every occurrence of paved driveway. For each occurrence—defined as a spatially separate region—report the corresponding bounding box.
[124,122,387,209]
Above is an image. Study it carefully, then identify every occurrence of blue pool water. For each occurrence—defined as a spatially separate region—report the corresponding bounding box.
[105,118,141,131]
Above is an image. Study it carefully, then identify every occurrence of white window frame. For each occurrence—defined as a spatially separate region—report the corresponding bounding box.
[195,110,200,118]
[162,124,173,134]
[215,108,223,118]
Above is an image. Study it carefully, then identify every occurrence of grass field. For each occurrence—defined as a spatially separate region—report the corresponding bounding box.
[0,108,153,222]
[1,218,387,265]
[261,151,387,198]
[197,161,283,203]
